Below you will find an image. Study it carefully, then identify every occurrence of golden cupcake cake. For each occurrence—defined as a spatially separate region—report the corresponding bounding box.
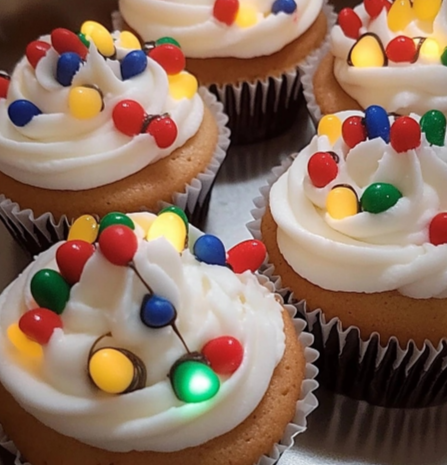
[0,209,318,465]
[303,0,447,120]
[253,105,447,406]
[117,0,333,144]
[0,22,229,254]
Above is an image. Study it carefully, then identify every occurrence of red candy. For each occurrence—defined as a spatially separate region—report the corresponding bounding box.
[307,152,338,188]
[0,73,10,100]
[26,41,51,68]
[112,100,146,136]
[227,239,266,274]
[386,36,416,63]
[390,116,421,153]
[56,240,95,285]
[429,213,447,246]
[19,308,63,345]
[99,225,138,266]
[213,0,239,25]
[338,8,362,39]
[342,116,367,148]
[148,44,185,75]
[146,116,178,148]
[364,0,391,19]
[51,28,88,60]
[202,336,243,375]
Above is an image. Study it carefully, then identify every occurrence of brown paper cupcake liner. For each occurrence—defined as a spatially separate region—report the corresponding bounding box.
[0,88,229,256]
[0,276,319,465]
[248,155,447,408]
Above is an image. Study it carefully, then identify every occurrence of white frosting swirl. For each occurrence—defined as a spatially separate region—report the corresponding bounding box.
[118,0,323,58]
[0,35,203,190]
[270,111,447,298]
[0,215,285,452]
[331,2,447,114]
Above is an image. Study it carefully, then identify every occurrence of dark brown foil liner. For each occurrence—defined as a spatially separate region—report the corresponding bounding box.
[208,68,302,146]
[294,300,447,408]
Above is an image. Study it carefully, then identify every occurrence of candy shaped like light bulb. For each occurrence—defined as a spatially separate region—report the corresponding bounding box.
[387,0,414,33]
[326,185,359,220]
[7,324,43,358]
[413,0,441,22]
[68,86,103,119]
[80,21,115,57]
[168,72,198,100]
[68,215,99,243]
[318,114,342,144]
[235,4,258,28]
[146,212,187,252]
[419,39,441,63]
[348,34,387,68]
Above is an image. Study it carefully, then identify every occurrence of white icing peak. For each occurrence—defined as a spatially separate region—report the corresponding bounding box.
[0,26,203,190]
[331,1,447,114]
[0,213,285,452]
[118,0,323,58]
[270,109,447,299]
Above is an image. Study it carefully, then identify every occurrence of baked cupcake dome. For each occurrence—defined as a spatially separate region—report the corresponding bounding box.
[311,0,447,117]
[262,105,447,349]
[118,0,331,144]
[0,22,229,253]
[0,209,316,465]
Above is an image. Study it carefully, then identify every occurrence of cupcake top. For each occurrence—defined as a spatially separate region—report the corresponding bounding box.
[269,106,447,298]
[119,0,323,59]
[0,22,203,190]
[332,0,447,115]
[0,209,285,453]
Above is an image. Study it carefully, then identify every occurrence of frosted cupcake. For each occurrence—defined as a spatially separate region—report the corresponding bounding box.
[0,22,229,254]
[303,0,447,121]
[251,105,447,407]
[0,209,318,465]
[117,0,334,144]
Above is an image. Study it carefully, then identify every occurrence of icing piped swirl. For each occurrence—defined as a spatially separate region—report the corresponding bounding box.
[332,1,447,114]
[0,31,203,190]
[270,110,447,299]
[118,0,323,58]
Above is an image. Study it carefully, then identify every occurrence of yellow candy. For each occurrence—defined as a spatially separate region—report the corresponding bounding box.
[120,31,141,50]
[387,0,414,32]
[318,115,342,145]
[419,38,441,62]
[68,86,103,120]
[235,4,258,28]
[326,186,359,220]
[68,215,99,243]
[168,72,198,100]
[7,324,43,358]
[413,0,441,22]
[146,212,187,252]
[81,21,115,57]
[89,349,134,394]
[129,213,154,236]
[348,34,386,68]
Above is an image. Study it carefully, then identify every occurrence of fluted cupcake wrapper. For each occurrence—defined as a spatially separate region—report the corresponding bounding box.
[0,275,319,465]
[0,88,230,257]
[248,155,447,408]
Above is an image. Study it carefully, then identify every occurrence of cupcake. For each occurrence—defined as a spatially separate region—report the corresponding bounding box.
[116,0,335,144]
[0,22,229,255]
[303,0,447,121]
[251,105,447,407]
[0,209,318,465]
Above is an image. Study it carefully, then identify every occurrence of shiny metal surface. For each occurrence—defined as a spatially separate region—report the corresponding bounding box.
[1,95,447,465]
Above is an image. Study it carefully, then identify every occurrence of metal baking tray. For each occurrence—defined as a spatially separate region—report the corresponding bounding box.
[2,94,447,465]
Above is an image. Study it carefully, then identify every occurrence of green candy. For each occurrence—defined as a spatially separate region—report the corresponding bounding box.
[441,46,447,67]
[420,110,446,147]
[30,269,70,315]
[361,183,402,214]
[99,212,135,234]
[77,32,90,48]
[159,206,188,229]
[171,360,220,403]
[155,37,181,48]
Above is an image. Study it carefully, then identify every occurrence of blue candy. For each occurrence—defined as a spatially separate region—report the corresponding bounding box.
[140,294,176,328]
[364,105,390,143]
[8,100,42,127]
[121,50,148,80]
[272,0,297,14]
[193,234,226,266]
[56,52,83,87]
